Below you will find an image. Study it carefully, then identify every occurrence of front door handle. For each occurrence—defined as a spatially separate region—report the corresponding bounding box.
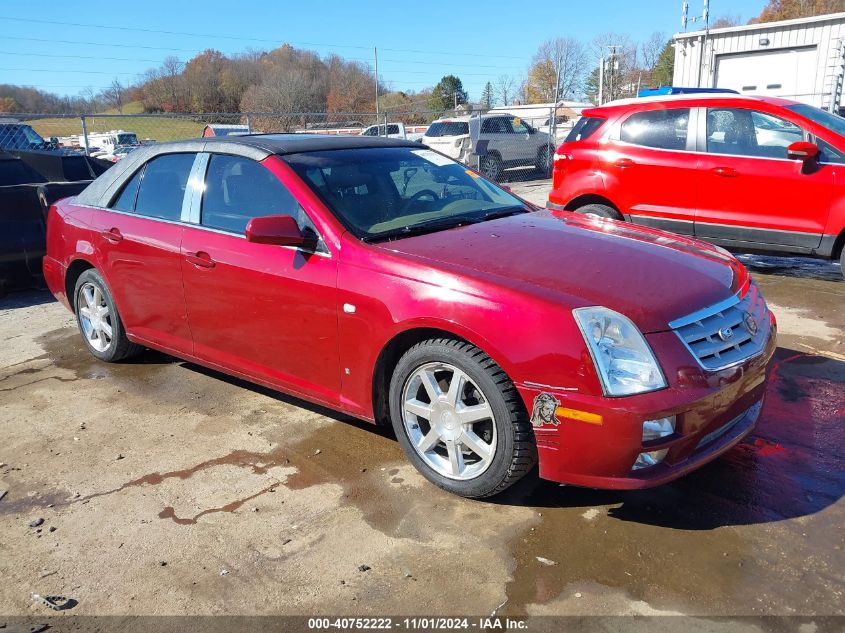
[186,251,215,269]
[615,158,634,168]
[712,166,739,178]
[101,228,123,243]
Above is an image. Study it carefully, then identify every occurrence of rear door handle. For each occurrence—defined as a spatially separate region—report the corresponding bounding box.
[712,166,739,178]
[615,158,635,168]
[101,228,123,243]
[186,251,215,269]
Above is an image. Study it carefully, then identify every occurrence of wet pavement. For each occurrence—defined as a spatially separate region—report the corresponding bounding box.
[0,241,842,620]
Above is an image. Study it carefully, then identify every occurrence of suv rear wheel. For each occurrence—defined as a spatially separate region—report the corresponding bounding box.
[480,153,503,181]
[389,338,536,498]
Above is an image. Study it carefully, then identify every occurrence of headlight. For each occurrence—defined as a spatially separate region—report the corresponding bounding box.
[573,307,667,397]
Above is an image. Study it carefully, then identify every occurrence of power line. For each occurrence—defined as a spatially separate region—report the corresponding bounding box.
[0,67,136,75]
[0,15,526,60]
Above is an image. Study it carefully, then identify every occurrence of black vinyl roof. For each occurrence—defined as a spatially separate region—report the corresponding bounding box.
[194,133,421,155]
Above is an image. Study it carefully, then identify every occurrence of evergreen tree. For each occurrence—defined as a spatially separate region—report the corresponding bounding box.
[429,75,468,111]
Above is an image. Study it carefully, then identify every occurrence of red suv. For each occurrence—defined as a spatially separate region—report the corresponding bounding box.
[548,94,845,276]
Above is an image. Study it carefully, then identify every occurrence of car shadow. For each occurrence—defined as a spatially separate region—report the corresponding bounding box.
[111,342,843,530]
[0,288,55,309]
[735,253,842,282]
[491,346,844,530]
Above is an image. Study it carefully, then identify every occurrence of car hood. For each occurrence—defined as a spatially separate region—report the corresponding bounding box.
[379,210,746,333]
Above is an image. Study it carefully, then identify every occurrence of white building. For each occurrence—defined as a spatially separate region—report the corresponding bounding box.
[673,12,845,113]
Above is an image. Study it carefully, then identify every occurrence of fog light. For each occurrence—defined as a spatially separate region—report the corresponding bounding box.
[632,416,676,470]
[642,416,675,442]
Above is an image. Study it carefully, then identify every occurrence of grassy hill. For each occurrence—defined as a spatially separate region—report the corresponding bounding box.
[26,102,208,142]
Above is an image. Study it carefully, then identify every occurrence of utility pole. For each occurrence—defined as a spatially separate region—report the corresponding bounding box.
[374,46,380,125]
[598,56,605,105]
[684,0,710,87]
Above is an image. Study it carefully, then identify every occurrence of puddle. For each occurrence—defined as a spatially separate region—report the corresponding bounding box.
[736,254,842,283]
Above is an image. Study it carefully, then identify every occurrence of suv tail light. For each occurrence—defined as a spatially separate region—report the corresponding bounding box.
[552,148,571,187]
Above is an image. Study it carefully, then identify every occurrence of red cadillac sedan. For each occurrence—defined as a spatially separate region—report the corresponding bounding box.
[44,135,776,498]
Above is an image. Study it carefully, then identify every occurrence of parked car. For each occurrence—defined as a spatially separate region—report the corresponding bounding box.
[361,122,425,143]
[547,93,845,276]
[422,114,554,180]
[0,123,55,152]
[45,135,775,498]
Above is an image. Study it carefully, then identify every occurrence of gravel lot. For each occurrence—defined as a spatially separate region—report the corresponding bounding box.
[1,181,842,624]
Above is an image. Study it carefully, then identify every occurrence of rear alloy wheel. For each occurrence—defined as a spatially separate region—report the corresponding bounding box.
[536,146,552,176]
[480,154,503,181]
[389,338,536,498]
[577,203,623,221]
[74,269,142,362]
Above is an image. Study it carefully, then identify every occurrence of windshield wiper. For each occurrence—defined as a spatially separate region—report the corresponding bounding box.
[365,206,529,243]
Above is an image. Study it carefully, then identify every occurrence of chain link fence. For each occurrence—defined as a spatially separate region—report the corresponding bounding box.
[1,106,574,181]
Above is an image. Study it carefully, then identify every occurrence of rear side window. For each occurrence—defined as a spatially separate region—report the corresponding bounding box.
[110,169,142,212]
[134,153,195,221]
[565,116,605,142]
[425,122,469,137]
[620,109,690,150]
[201,154,303,234]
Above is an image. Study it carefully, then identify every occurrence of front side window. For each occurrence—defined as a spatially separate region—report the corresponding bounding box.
[706,108,804,159]
[201,154,305,235]
[285,147,529,242]
[620,108,690,150]
[510,118,530,134]
[134,153,195,221]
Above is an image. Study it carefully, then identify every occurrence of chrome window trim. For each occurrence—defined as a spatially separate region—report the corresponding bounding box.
[184,152,210,224]
[182,222,332,259]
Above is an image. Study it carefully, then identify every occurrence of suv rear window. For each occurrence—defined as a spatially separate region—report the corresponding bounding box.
[425,122,469,137]
[564,117,605,142]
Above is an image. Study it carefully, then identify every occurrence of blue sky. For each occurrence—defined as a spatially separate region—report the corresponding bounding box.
[1,0,767,102]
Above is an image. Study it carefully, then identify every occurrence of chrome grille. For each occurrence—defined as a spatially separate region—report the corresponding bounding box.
[670,283,770,371]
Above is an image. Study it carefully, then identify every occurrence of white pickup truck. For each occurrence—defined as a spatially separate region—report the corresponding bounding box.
[360,123,424,142]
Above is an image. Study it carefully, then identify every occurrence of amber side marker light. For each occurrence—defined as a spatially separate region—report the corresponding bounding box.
[556,407,603,425]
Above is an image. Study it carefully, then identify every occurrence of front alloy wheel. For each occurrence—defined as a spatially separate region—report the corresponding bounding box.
[402,362,497,480]
[389,338,537,498]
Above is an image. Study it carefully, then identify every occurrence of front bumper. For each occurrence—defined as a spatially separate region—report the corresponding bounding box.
[519,316,776,489]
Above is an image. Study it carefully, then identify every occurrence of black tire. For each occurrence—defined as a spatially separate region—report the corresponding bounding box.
[577,203,623,221]
[535,145,552,177]
[388,338,537,498]
[73,269,143,362]
[839,247,845,279]
[480,153,503,181]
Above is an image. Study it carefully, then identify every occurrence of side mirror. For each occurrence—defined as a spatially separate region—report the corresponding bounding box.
[245,215,313,248]
[787,141,819,161]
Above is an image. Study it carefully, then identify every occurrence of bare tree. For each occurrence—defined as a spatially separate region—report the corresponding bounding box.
[640,32,666,71]
[494,75,516,106]
[101,78,125,113]
[525,37,588,103]
[591,33,638,101]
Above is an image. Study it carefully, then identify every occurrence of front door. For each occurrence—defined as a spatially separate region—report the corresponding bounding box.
[695,106,833,250]
[180,153,341,404]
[88,152,196,354]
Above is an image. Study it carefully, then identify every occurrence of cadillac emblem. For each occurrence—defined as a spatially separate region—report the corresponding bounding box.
[745,313,759,336]
[717,327,734,342]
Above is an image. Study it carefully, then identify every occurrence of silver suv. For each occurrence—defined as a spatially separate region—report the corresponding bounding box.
[422,114,553,180]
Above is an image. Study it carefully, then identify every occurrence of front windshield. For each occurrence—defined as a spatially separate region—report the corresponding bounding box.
[786,104,845,137]
[285,147,529,242]
[117,133,138,145]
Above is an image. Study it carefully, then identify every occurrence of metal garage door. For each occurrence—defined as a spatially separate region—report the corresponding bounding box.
[715,46,819,105]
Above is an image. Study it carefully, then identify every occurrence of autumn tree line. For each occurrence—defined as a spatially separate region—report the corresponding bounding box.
[0,0,839,117]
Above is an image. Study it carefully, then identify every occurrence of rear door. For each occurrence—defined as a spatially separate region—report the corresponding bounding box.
[180,153,341,403]
[604,107,698,235]
[88,152,196,354]
[694,106,833,250]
